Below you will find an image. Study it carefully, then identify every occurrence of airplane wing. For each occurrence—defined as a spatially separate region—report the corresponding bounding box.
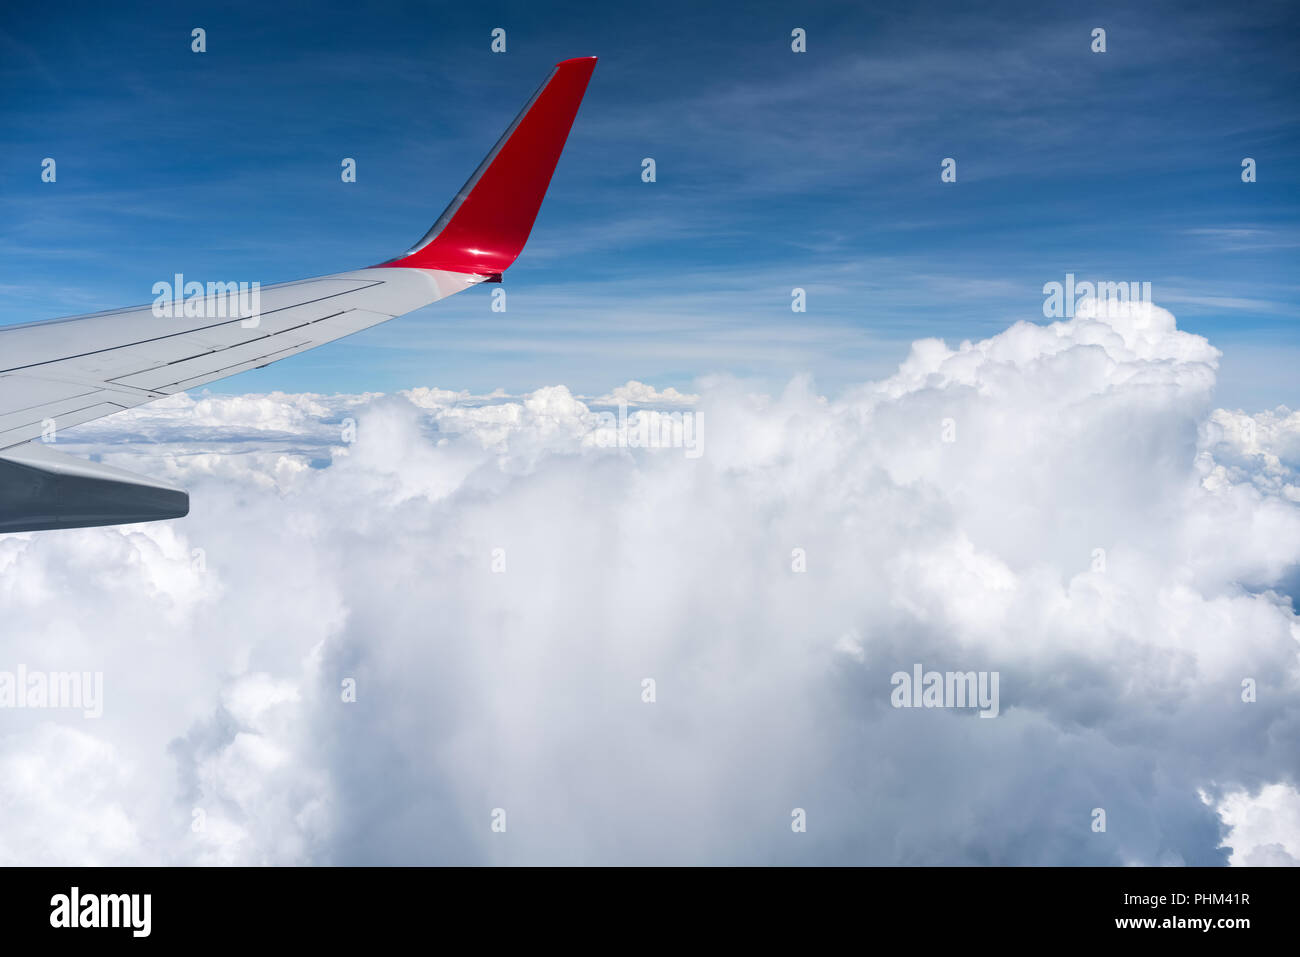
[0,56,596,533]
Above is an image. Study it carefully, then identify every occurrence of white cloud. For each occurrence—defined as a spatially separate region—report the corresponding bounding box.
[1215,783,1300,865]
[589,380,699,407]
[0,301,1297,864]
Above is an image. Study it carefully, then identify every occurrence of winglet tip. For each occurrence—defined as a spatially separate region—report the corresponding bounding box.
[377,56,597,274]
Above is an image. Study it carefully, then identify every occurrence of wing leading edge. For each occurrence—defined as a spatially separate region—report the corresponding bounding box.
[0,57,596,533]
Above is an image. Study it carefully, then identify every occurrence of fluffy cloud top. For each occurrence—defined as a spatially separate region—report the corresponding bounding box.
[1,302,1297,865]
[588,380,699,407]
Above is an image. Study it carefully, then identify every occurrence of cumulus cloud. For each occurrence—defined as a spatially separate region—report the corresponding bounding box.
[0,301,1297,865]
[1213,783,1300,866]
[588,380,699,407]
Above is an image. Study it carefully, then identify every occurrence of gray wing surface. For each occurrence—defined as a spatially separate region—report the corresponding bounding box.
[0,268,482,531]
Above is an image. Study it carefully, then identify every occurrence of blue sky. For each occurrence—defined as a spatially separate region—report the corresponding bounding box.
[2,0,1297,409]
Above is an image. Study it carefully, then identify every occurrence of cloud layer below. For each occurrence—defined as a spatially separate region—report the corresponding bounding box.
[1,301,1298,865]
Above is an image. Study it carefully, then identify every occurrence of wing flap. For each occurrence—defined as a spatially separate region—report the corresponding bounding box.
[0,389,114,435]
[0,403,130,451]
[111,336,317,391]
[153,309,400,393]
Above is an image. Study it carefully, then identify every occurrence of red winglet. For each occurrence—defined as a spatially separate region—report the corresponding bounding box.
[376,57,597,275]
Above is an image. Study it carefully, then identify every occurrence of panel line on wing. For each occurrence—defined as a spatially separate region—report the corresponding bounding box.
[0,280,388,376]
